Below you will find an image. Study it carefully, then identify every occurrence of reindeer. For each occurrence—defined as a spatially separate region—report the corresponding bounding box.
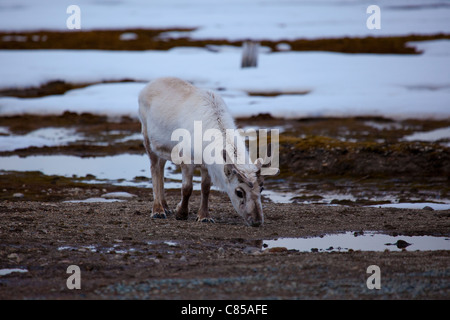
[138,77,274,227]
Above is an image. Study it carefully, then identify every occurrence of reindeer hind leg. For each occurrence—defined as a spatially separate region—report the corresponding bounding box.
[147,143,168,219]
[157,157,172,216]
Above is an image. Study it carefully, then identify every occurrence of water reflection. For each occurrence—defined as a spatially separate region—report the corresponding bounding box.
[262,231,450,252]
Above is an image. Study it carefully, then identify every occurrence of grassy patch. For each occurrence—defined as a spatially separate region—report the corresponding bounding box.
[0,171,91,201]
[246,90,311,97]
[263,34,450,54]
[1,29,449,54]
[0,112,140,134]
[0,79,138,98]
[0,170,153,202]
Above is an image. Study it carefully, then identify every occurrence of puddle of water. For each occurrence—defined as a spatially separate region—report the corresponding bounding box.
[1,154,448,207]
[0,126,10,135]
[369,202,450,211]
[262,190,296,203]
[364,121,403,131]
[0,154,148,181]
[57,240,181,255]
[0,268,28,276]
[64,197,125,203]
[101,192,137,199]
[0,127,146,151]
[0,127,82,152]
[0,154,200,189]
[58,244,135,254]
[403,126,450,143]
[63,192,137,203]
[263,231,450,252]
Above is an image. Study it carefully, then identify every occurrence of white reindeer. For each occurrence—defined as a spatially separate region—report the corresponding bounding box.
[138,77,273,227]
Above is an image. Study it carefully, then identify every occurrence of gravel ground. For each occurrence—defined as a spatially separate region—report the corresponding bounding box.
[1,191,449,300]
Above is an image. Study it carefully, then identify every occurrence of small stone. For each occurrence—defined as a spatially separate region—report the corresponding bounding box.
[395,240,411,249]
[150,258,160,264]
[13,193,24,198]
[243,246,260,254]
[7,253,20,262]
[385,240,412,249]
[422,206,434,211]
[218,247,225,257]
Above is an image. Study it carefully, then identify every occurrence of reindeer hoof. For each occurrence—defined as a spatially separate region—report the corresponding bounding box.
[151,212,167,219]
[196,217,215,223]
[175,205,189,220]
[175,214,188,220]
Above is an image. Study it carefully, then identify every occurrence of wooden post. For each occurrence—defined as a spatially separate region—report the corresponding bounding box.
[241,41,259,68]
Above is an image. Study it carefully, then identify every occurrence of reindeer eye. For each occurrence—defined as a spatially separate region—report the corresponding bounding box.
[235,188,244,198]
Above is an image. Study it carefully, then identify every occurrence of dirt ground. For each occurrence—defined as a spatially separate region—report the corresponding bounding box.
[0,114,449,300]
[0,189,449,300]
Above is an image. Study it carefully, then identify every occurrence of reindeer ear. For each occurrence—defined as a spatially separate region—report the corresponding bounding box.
[223,149,233,178]
[225,164,248,183]
[257,174,264,187]
[224,164,233,178]
[222,149,228,164]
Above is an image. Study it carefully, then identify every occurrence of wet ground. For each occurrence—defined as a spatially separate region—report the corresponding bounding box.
[0,195,449,299]
[0,113,449,299]
[1,113,449,206]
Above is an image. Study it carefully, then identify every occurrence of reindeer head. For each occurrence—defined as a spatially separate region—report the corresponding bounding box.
[222,149,277,227]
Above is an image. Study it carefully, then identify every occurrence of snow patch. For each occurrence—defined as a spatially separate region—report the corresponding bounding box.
[1,43,449,120]
[0,128,83,152]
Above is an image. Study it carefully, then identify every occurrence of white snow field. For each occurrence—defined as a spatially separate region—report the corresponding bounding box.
[0,39,449,119]
[0,0,449,120]
[0,0,449,39]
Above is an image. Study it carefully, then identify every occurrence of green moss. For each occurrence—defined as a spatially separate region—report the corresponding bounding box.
[279,134,383,152]
[0,171,89,201]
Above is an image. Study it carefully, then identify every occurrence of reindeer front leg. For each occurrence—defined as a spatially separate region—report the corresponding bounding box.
[197,166,214,223]
[175,164,194,220]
